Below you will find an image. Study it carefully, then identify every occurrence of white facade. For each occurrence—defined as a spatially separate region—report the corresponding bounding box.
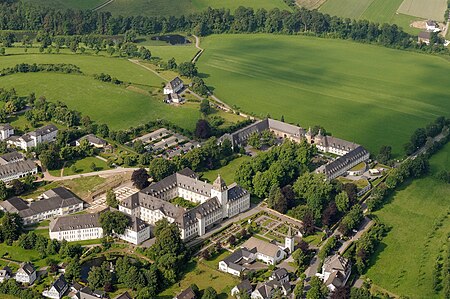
[0,160,38,183]
[117,226,151,245]
[0,125,14,140]
[50,226,103,242]
[15,268,36,285]
[43,284,68,299]
[23,201,84,225]
[218,261,243,277]
[8,124,58,150]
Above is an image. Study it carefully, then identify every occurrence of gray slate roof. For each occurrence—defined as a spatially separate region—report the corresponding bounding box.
[0,151,23,165]
[1,188,83,219]
[19,262,35,275]
[175,286,196,299]
[50,213,101,232]
[0,123,13,130]
[33,124,58,137]
[235,279,253,294]
[77,134,107,146]
[318,146,369,177]
[51,275,68,293]
[418,31,431,39]
[113,292,133,299]
[0,159,36,178]
[166,77,183,90]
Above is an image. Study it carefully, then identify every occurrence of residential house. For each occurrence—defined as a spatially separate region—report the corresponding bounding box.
[426,20,438,31]
[0,124,14,140]
[0,151,24,165]
[0,187,84,225]
[0,159,38,183]
[270,268,289,284]
[15,262,36,284]
[418,31,431,44]
[120,169,250,241]
[8,124,58,150]
[76,287,105,299]
[219,248,256,276]
[113,292,133,299]
[174,286,196,299]
[164,77,184,95]
[316,254,351,292]
[75,134,108,149]
[231,279,253,298]
[241,237,286,265]
[49,209,151,245]
[0,266,12,283]
[250,279,291,299]
[43,275,69,299]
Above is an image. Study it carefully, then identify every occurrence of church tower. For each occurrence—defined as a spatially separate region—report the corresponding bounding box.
[285,226,295,253]
[314,129,324,145]
[211,174,228,217]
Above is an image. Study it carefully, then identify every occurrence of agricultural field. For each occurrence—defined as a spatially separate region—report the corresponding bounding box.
[319,0,442,34]
[23,0,290,17]
[197,34,450,157]
[365,143,450,298]
[0,53,201,131]
[398,0,447,21]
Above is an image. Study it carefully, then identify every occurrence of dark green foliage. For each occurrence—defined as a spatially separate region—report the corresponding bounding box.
[106,189,118,208]
[131,168,151,189]
[195,119,212,139]
[0,63,82,76]
[148,158,176,181]
[377,145,392,164]
[267,184,287,213]
[178,62,198,78]
[88,261,112,290]
[338,205,363,236]
[0,212,23,245]
[65,259,81,282]
[99,210,130,235]
[199,99,211,115]
[201,287,218,299]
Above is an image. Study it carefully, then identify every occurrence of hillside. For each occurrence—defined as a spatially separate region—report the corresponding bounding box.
[196,34,450,156]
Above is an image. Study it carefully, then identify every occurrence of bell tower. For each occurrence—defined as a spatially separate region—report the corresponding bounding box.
[211,174,228,217]
[285,226,295,253]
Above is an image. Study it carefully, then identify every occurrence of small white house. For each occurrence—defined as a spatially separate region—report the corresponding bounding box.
[15,262,36,285]
[219,248,256,276]
[42,275,69,299]
[0,266,12,283]
[163,77,184,95]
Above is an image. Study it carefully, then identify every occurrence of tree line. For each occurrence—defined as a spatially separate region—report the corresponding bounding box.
[0,2,448,54]
[0,63,82,76]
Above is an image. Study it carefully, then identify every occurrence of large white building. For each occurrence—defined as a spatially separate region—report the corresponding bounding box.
[219,118,370,180]
[8,124,58,150]
[119,168,251,240]
[49,209,151,245]
[0,187,84,225]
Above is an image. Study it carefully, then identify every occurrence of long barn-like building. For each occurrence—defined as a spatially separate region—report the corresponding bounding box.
[219,118,370,180]
[119,168,250,240]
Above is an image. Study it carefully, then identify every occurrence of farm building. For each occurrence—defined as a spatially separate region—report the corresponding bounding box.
[163,77,184,94]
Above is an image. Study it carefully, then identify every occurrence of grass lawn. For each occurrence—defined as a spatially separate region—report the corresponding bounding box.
[157,260,239,299]
[23,0,105,10]
[0,73,200,131]
[364,143,450,298]
[201,156,251,184]
[0,242,59,268]
[197,34,450,156]
[62,156,110,176]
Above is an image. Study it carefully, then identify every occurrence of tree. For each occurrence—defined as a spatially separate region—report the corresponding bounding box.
[200,99,211,115]
[0,48,5,55]
[178,62,198,77]
[377,145,392,164]
[267,184,287,213]
[106,189,118,208]
[0,181,9,200]
[148,158,176,182]
[0,212,23,245]
[294,279,304,299]
[167,57,177,70]
[65,259,81,282]
[195,119,212,139]
[10,179,25,195]
[202,287,218,299]
[131,168,151,189]
[133,140,146,154]
[335,191,349,213]
[248,132,262,149]
[307,276,328,299]
[90,162,97,171]
[99,210,130,235]
[88,262,112,290]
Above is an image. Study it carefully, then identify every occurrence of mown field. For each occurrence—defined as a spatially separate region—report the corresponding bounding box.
[398,0,447,21]
[0,52,201,131]
[24,0,290,17]
[319,0,441,34]
[197,34,450,156]
[365,143,450,298]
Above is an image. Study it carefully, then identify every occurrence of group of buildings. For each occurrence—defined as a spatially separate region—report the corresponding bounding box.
[119,167,250,240]
[219,118,370,180]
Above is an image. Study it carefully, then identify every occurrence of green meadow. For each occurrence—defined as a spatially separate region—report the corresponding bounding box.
[0,53,201,131]
[24,0,290,17]
[197,34,450,156]
[365,143,450,298]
